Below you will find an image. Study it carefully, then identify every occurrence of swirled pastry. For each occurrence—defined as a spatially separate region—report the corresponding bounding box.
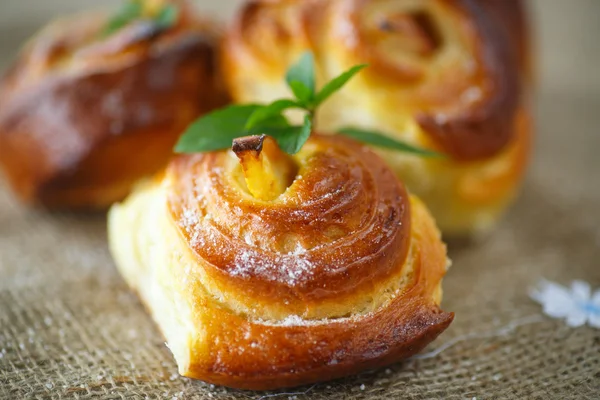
[222,0,532,235]
[108,134,453,389]
[0,1,227,209]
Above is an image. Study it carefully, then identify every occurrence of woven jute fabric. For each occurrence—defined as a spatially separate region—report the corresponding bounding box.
[1,1,599,399]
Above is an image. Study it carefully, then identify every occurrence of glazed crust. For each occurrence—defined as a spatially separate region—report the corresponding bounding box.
[478,0,531,80]
[109,134,453,390]
[168,135,413,317]
[0,3,227,208]
[224,0,525,160]
[222,0,532,234]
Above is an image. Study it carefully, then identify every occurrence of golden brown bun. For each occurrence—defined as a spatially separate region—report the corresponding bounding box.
[478,0,532,81]
[222,0,532,235]
[0,2,227,209]
[108,134,453,390]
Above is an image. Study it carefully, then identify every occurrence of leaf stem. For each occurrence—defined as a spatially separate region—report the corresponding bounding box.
[307,109,316,128]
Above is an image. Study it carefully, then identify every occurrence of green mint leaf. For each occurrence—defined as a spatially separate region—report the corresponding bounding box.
[175,104,262,153]
[175,104,292,153]
[101,1,178,38]
[245,99,301,130]
[338,127,443,158]
[267,116,312,155]
[287,81,314,105]
[285,52,316,103]
[176,51,376,156]
[154,4,179,28]
[249,113,291,134]
[102,1,143,37]
[314,64,367,106]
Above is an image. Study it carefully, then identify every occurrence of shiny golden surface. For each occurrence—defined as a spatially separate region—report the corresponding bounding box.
[109,134,452,389]
[0,1,227,209]
[222,0,532,235]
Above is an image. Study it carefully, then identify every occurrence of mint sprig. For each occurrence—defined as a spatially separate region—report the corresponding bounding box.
[313,64,366,106]
[244,99,301,131]
[285,52,316,104]
[174,105,264,153]
[101,1,178,38]
[153,3,178,28]
[338,128,442,158]
[269,115,312,155]
[175,51,441,158]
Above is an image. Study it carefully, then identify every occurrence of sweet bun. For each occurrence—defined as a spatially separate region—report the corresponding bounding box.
[222,0,532,235]
[0,1,227,209]
[108,134,453,390]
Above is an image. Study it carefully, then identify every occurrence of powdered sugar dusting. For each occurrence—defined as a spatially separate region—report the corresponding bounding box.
[277,315,307,326]
[231,248,315,286]
[291,242,307,255]
[180,207,199,229]
[256,313,359,327]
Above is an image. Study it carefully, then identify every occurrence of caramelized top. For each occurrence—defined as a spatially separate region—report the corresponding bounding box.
[224,0,525,160]
[0,1,217,96]
[108,133,453,388]
[168,135,411,317]
[0,1,224,204]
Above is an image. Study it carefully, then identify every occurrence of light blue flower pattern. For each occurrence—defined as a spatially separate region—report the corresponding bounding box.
[530,280,600,328]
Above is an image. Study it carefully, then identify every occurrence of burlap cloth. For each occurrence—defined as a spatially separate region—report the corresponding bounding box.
[1,1,599,399]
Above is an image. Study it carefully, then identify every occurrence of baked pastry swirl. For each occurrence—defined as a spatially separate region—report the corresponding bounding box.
[109,134,453,389]
[222,0,532,234]
[0,1,227,208]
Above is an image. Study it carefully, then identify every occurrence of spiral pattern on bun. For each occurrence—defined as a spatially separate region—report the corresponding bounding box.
[222,0,532,235]
[109,134,452,390]
[0,1,227,208]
